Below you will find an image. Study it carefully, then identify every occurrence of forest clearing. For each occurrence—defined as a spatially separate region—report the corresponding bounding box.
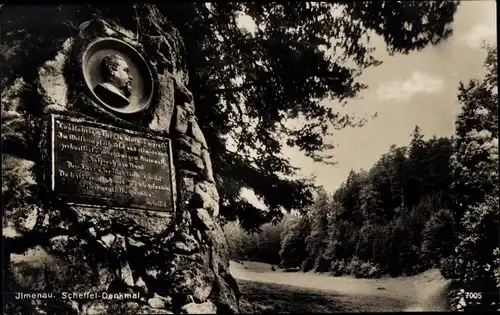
[231,260,451,312]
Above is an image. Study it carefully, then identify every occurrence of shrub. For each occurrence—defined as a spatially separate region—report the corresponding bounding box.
[314,254,331,273]
[493,248,500,289]
[300,260,311,273]
[329,259,345,276]
[350,260,382,278]
[355,261,371,278]
[345,257,361,276]
[368,263,383,278]
[439,255,459,280]
[329,260,338,275]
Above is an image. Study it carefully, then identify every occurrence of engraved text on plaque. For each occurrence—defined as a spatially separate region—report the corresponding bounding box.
[50,115,175,212]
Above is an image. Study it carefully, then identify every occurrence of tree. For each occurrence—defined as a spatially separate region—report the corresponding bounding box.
[405,126,428,208]
[421,209,456,266]
[279,214,311,269]
[286,129,458,277]
[370,154,398,218]
[334,170,366,225]
[355,223,391,271]
[321,200,344,265]
[389,215,418,276]
[303,188,331,272]
[359,183,386,224]
[424,137,454,206]
[444,44,499,311]
[386,145,408,211]
[254,220,287,264]
[1,3,461,230]
[449,45,498,221]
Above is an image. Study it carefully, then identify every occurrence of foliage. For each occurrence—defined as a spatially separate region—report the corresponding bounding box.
[279,214,311,269]
[223,218,287,265]
[1,3,461,231]
[302,188,331,272]
[164,2,462,230]
[421,209,456,267]
[272,126,455,277]
[440,44,499,311]
[493,247,500,288]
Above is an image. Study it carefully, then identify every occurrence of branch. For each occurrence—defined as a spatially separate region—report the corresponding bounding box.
[213,82,254,94]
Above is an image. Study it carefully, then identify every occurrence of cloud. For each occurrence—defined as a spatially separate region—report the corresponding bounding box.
[376,71,444,101]
[461,24,496,49]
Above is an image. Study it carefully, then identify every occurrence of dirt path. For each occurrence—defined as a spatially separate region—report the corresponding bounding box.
[230,260,450,310]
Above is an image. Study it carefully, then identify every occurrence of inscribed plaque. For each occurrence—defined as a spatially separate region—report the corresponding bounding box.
[50,115,175,212]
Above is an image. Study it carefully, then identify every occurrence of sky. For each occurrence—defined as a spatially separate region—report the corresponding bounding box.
[239,1,497,209]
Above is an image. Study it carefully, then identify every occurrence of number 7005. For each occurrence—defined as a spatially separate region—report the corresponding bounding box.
[465,292,482,299]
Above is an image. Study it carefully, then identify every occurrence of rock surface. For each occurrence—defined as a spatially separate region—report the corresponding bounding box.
[2,5,239,315]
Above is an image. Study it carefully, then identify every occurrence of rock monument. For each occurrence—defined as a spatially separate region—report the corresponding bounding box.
[2,5,239,315]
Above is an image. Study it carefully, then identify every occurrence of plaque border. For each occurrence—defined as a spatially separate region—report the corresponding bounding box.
[50,114,177,213]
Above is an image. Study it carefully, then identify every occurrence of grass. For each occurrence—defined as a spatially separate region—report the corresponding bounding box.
[237,279,408,313]
[230,260,453,312]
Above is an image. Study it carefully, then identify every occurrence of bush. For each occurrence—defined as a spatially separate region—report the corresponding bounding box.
[366,262,383,278]
[329,259,345,276]
[443,195,499,310]
[314,254,331,273]
[300,260,311,273]
[345,257,361,276]
[493,248,500,288]
[356,261,371,278]
[439,255,459,280]
[346,259,382,278]
[300,257,314,272]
